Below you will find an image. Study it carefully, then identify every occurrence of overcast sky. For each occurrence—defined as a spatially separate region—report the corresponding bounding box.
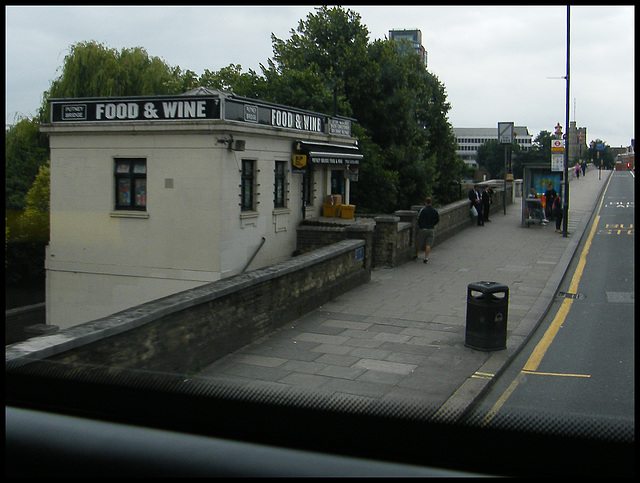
[5,5,635,147]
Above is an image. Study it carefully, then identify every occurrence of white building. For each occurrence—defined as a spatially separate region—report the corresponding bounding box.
[454,126,533,168]
[41,88,362,328]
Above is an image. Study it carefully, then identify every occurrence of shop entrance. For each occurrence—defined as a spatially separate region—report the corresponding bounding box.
[330,169,345,200]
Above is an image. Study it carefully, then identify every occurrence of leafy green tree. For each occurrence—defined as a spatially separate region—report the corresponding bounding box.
[39,41,196,121]
[198,64,266,98]
[586,139,615,169]
[259,6,458,210]
[262,5,369,116]
[510,130,555,179]
[348,38,434,208]
[5,118,49,209]
[349,125,398,213]
[520,130,553,165]
[16,162,50,244]
[476,140,503,179]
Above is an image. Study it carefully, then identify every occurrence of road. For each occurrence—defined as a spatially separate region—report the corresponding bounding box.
[467,169,634,431]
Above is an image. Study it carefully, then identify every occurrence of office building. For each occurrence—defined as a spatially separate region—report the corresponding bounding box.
[454,126,533,168]
[389,29,427,68]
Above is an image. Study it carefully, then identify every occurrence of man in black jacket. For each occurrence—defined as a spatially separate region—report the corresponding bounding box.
[468,185,484,226]
[482,185,493,222]
[416,197,440,264]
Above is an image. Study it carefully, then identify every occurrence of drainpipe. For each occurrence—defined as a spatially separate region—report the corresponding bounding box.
[242,237,266,273]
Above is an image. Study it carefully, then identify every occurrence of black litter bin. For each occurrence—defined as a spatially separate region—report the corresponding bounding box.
[465,281,509,351]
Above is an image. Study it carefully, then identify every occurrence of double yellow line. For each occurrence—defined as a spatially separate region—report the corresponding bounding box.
[482,174,612,426]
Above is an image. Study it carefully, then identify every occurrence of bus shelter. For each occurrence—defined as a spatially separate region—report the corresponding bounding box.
[521,164,563,228]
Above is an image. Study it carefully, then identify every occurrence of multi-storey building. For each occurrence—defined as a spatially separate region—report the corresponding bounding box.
[389,29,427,68]
[454,126,533,168]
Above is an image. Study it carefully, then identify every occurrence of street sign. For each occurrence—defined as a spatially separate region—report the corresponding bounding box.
[498,122,514,144]
[551,139,565,151]
[551,152,564,171]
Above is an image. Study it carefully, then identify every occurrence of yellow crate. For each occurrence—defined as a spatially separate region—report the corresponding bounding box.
[340,204,355,219]
[323,203,338,217]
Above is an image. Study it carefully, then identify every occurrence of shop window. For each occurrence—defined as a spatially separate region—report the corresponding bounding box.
[274,161,287,208]
[114,158,147,211]
[241,159,256,211]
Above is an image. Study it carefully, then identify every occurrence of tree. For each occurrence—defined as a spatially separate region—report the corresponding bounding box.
[262,6,369,116]
[586,139,615,170]
[476,140,503,179]
[38,41,196,122]
[258,6,458,210]
[5,118,49,210]
[198,64,266,98]
[510,130,555,179]
[16,162,50,244]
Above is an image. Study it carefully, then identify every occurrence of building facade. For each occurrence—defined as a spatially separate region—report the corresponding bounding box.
[41,88,362,328]
[389,29,427,68]
[565,121,588,163]
[454,126,533,168]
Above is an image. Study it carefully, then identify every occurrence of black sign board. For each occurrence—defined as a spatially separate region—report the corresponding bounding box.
[51,96,221,122]
[49,93,353,137]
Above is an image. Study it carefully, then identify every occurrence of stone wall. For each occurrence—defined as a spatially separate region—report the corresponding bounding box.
[6,239,369,375]
[297,182,513,268]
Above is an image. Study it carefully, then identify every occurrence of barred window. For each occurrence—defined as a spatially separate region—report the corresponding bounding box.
[274,161,286,208]
[241,159,256,211]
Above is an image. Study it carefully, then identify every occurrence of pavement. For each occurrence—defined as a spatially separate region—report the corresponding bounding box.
[197,166,611,419]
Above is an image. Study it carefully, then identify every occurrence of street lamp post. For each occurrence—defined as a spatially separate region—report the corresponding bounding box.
[562,6,570,238]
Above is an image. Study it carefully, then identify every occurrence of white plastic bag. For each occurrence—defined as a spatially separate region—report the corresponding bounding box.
[470,206,478,217]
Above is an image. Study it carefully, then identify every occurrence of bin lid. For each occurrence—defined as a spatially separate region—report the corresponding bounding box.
[468,281,509,292]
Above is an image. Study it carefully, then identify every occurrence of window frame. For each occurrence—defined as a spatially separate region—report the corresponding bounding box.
[114,158,147,211]
[274,161,287,209]
[241,159,257,212]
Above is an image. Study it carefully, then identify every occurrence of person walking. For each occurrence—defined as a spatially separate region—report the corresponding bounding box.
[553,193,563,232]
[574,162,581,179]
[416,197,440,264]
[468,185,484,226]
[482,185,493,222]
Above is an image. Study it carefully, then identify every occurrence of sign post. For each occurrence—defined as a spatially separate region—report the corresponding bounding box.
[498,122,514,215]
[551,139,564,172]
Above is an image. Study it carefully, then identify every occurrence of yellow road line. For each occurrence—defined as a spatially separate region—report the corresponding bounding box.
[521,370,590,378]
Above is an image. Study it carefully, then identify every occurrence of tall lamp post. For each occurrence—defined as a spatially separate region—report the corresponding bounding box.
[562,6,570,238]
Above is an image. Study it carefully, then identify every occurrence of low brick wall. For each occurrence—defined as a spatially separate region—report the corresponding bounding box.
[6,239,369,374]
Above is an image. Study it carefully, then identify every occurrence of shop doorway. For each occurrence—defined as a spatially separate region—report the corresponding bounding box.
[330,169,345,200]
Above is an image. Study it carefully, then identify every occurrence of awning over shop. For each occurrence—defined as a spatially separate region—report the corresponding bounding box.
[295,140,363,165]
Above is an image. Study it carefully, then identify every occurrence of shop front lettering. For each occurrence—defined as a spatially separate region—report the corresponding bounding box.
[94,100,208,120]
[271,109,322,132]
[62,105,86,120]
[96,103,140,120]
[161,101,207,119]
